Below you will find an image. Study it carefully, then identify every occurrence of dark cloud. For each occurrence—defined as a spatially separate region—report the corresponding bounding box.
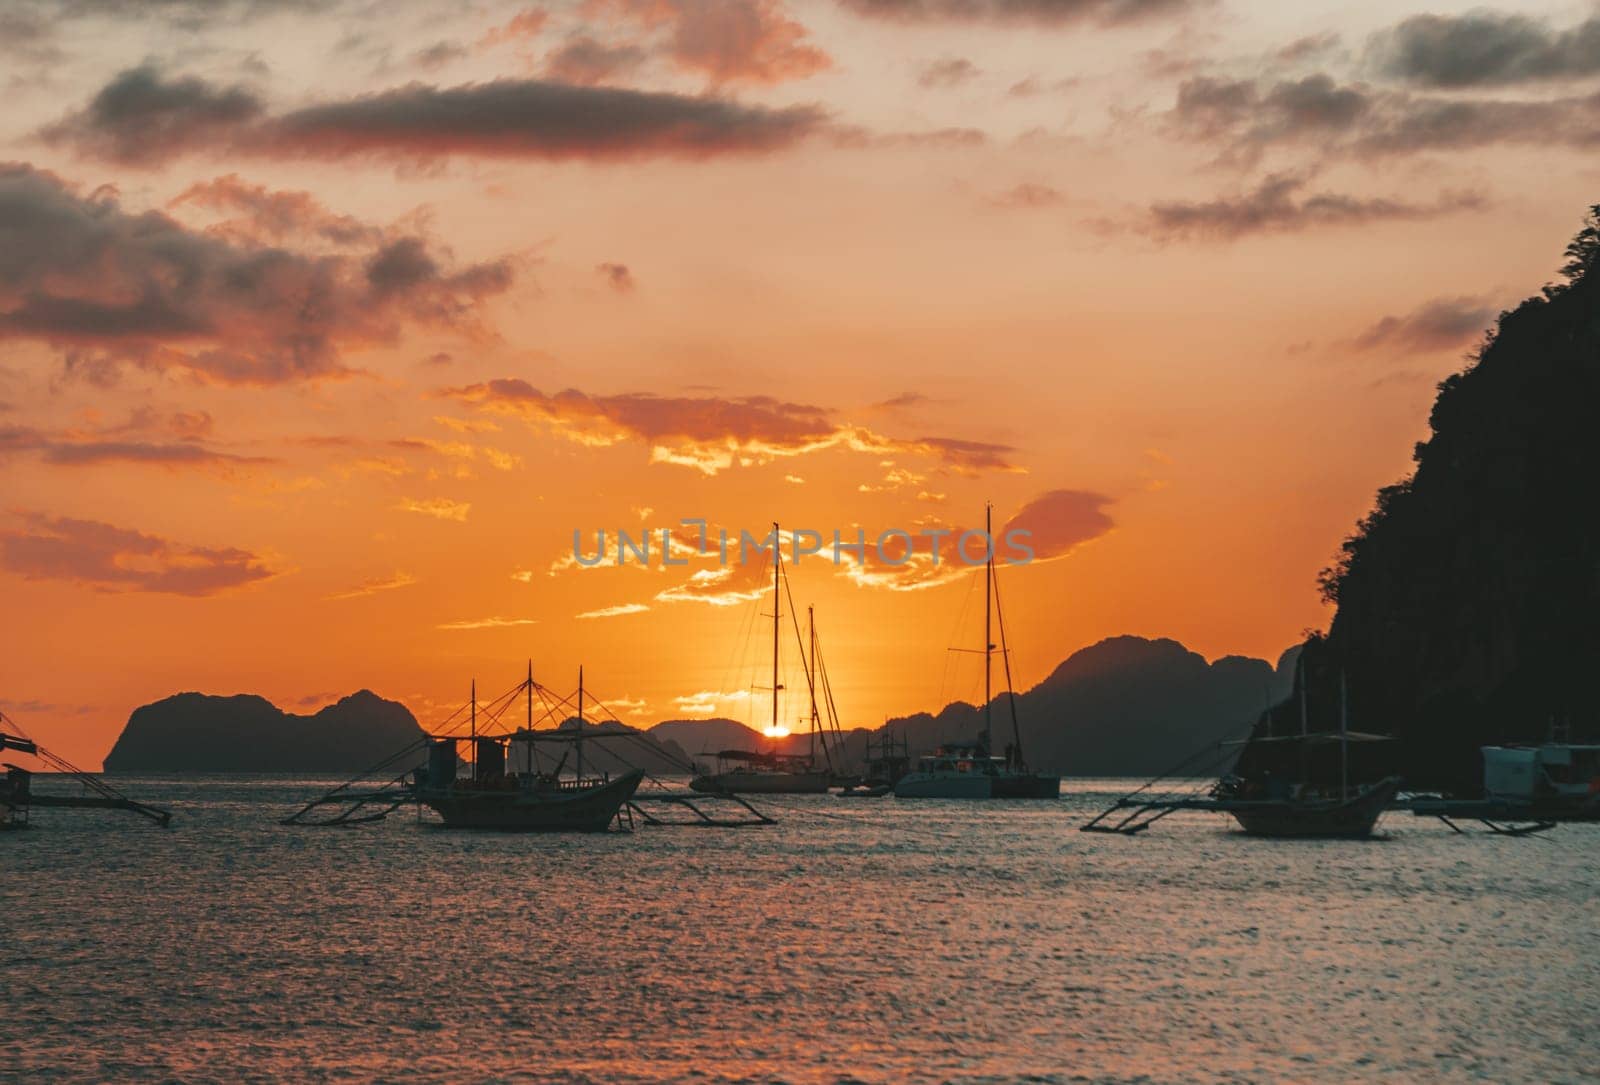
[1168,71,1600,161]
[545,36,650,85]
[1146,173,1484,241]
[0,513,274,596]
[44,66,827,165]
[1368,12,1600,88]
[919,57,980,88]
[410,41,469,71]
[0,410,270,469]
[596,262,636,291]
[1352,295,1498,353]
[836,0,1194,26]
[0,163,514,385]
[440,379,1020,474]
[266,78,828,161]
[39,65,265,167]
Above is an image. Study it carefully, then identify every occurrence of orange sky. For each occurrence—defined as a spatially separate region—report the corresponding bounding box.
[1,0,1593,767]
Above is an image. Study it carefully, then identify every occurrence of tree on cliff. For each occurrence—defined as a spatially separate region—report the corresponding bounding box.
[1260,206,1600,793]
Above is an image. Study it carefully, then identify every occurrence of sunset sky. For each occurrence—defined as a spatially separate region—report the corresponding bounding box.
[2,0,1596,766]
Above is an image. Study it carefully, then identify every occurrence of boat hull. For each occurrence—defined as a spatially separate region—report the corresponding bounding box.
[689,771,831,794]
[419,770,644,831]
[1220,777,1402,838]
[893,772,1061,799]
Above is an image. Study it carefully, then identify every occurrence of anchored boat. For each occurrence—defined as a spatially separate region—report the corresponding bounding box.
[894,503,1061,800]
[689,525,851,795]
[1,714,171,830]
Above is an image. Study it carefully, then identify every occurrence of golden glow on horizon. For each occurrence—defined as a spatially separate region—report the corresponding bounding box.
[0,0,1586,767]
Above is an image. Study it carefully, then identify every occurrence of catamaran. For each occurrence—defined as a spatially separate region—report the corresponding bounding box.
[894,504,1061,800]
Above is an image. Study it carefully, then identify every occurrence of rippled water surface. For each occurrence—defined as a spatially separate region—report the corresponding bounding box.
[3,777,1597,1083]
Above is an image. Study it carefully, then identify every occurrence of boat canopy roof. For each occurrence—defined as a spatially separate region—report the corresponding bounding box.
[1226,731,1393,746]
[0,733,37,755]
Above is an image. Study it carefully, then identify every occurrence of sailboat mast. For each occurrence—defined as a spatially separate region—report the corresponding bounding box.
[527,660,533,774]
[983,502,993,752]
[808,604,817,764]
[772,521,781,739]
[577,665,585,781]
[1339,667,1349,799]
[470,678,476,779]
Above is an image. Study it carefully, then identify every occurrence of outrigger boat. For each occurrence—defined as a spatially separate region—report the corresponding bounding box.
[0,712,171,830]
[894,504,1060,800]
[414,672,643,831]
[690,527,850,795]
[1410,737,1600,834]
[285,666,773,830]
[1083,666,1399,838]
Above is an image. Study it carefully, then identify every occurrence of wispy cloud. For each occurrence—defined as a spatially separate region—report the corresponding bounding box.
[397,498,471,521]
[327,571,418,600]
[0,513,274,596]
[575,602,651,619]
[436,615,539,630]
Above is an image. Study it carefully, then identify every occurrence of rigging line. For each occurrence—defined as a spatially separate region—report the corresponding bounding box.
[989,558,1026,765]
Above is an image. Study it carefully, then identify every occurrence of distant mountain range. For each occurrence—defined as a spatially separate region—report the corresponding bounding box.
[104,690,425,773]
[103,690,698,776]
[650,635,1298,777]
[103,636,1294,776]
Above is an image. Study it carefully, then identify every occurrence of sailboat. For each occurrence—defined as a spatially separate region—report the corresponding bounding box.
[413,669,644,831]
[1210,667,1401,838]
[894,504,1061,800]
[690,524,838,795]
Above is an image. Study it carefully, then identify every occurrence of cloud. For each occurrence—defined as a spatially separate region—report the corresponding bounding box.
[545,36,650,85]
[597,262,636,291]
[1145,172,1484,241]
[45,66,828,166]
[655,563,773,606]
[440,379,1021,474]
[673,688,750,713]
[326,571,417,600]
[989,182,1065,208]
[397,497,471,521]
[1366,12,1600,88]
[436,615,538,630]
[169,174,378,245]
[1351,295,1497,353]
[0,410,271,470]
[0,513,274,596]
[481,8,551,47]
[0,163,515,385]
[835,0,1195,26]
[919,57,980,88]
[594,0,832,85]
[38,65,265,167]
[576,602,651,618]
[1167,71,1600,161]
[1001,488,1114,561]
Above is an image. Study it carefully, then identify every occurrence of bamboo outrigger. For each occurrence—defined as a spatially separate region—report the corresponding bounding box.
[0,710,171,829]
[283,665,773,830]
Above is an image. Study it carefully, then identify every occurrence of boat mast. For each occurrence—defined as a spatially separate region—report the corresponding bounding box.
[1339,667,1349,799]
[808,604,818,765]
[470,678,476,780]
[772,521,781,741]
[1298,651,1308,736]
[526,660,533,774]
[577,665,585,781]
[983,502,993,753]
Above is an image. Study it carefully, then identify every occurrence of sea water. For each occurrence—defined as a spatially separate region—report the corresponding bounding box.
[2,777,1595,1083]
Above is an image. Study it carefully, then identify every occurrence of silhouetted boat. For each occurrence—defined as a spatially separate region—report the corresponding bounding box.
[1209,670,1399,838]
[690,526,848,795]
[413,672,642,831]
[0,721,171,829]
[894,503,1060,800]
